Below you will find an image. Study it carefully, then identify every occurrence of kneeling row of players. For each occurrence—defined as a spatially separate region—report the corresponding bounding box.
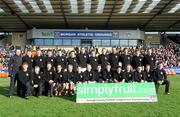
[16,62,168,99]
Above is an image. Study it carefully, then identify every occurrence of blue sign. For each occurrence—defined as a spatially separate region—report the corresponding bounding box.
[164,67,180,74]
[54,31,119,39]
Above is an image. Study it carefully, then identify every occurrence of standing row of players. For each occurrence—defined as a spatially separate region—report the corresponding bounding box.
[8,47,170,99]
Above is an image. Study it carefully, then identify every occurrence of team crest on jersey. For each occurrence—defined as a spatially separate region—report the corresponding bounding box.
[60,75,62,77]
[38,76,41,79]
[152,58,154,60]
[40,59,42,61]
[31,59,33,62]
[26,73,29,77]
[62,59,64,61]
[50,72,52,75]
[140,74,142,77]
[140,58,142,61]
[84,56,86,58]
[80,75,83,78]
[105,57,107,60]
[94,59,97,61]
[148,74,150,77]
[51,59,53,62]
[90,73,92,76]
[74,59,76,62]
[161,72,163,75]
[115,56,117,58]
[129,74,131,77]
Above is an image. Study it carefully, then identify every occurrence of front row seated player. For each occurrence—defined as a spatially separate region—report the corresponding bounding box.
[63,64,75,96]
[103,65,114,83]
[134,66,146,82]
[113,66,125,82]
[84,64,96,83]
[54,65,66,96]
[33,66,44,97]
[44,62,57,97]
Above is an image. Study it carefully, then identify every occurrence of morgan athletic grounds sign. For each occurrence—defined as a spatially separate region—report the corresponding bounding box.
[76,83,157,103]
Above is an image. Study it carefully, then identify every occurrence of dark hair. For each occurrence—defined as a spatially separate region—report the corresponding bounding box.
[22,62,28,66]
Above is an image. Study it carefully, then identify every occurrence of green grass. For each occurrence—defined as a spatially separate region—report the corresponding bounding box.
[0,75,180,117]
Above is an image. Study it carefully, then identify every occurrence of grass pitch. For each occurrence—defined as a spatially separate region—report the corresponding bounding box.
[0,75,180,117]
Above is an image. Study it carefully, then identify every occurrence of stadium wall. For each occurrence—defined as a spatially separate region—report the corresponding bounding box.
[144,34,161,47]
[26,29,145,47]
[12,32,31,47]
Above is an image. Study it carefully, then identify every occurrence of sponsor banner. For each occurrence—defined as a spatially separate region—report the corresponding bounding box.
[76,83,157,103]
[164,67,180,74]
[54,31,119,39]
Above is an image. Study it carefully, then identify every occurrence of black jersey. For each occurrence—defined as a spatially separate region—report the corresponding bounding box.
[88,56,99,71]
[55,56,68,69]
[67,57,78,71]
[124,71,134,82]
[119,54,131,69]
[33,55,45,68]
[44,69,57,83]
[109,53,119,70]
[113,71,125,82]
[76,53,88,68]
[153,68,167,82]
[98,54,109,70]
[131,55,143,69]
[134,71,146,82]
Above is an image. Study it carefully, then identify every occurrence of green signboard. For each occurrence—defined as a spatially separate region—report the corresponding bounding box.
[76,83,157,103]
[41,31,54,37]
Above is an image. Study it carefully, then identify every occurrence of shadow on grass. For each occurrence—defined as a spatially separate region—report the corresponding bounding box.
[0,85,76,102]
[0,86,10,97]
[58,95,76,102]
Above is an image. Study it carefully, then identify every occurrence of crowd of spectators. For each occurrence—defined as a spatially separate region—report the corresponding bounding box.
[0,43,180,69]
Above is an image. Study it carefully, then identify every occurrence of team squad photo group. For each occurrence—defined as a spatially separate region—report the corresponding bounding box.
[8,46,170,99]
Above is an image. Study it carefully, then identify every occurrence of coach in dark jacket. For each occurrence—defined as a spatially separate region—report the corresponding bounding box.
[8,48,22,97]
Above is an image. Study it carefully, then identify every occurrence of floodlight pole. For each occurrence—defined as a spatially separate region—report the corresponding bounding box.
[104,0,118,29]
[58,0,69,28]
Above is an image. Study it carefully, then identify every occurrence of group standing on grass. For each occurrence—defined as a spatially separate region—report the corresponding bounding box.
[8,46,170,99]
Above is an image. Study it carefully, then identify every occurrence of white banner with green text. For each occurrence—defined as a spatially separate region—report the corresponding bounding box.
[76,83,157,103]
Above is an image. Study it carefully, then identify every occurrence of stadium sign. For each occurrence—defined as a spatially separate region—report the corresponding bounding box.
[54,31,119,39]
[164,67,180,74]
[41,31,54,37]
[76,83,157,103]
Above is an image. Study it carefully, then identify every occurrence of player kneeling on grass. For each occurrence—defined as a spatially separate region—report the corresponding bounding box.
[54,65,65,96]
[33,66,44,97]
[64,65,75,96]
[44,62,57,97]
[154,62,170,95]
[17,62,33,99]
